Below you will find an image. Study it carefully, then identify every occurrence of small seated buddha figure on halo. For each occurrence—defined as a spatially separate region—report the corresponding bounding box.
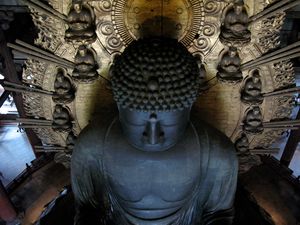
[220,0,251,46]
[234,133,249,155]
[66,131,77,152]
[241,69,264,104]
[52,69,76,104]
[65,0,96,43]
[72,45,98,82]
[52,105,73,132]
[243,106,264,134]
[217,47,243,82]
[234,133,261,173]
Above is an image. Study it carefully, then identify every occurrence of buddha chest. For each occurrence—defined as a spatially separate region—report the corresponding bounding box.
[102,120,202,219]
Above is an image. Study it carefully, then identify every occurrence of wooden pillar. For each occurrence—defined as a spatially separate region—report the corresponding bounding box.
[280,109,300,167]
[0,181,17,222]
[0,28,42,157]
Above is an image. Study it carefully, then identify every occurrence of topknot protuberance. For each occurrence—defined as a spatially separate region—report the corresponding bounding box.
[110,38,201,112]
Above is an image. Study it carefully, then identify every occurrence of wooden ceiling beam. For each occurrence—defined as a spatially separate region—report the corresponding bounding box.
[0,113,18,121]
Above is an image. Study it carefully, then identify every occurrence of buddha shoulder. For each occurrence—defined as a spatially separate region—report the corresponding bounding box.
[191,119,238,167]
[73,113,117,156]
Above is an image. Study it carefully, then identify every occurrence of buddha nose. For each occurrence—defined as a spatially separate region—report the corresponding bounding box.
[143,114,164,145]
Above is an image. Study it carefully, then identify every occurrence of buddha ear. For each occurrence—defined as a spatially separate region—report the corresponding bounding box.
[192,52,206,79]
[108,53,121,78]
[112,52,121,63]
[192,52,202,64]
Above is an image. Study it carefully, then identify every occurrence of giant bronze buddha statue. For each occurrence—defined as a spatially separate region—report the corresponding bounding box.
[70,38,238,225]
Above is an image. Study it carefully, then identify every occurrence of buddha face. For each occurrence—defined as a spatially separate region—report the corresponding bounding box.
[118,107,191,152]
[229,49,237,57]
[73,3,82,13]
[253,107,260,115]
[56,73,64,82]
[241,138,248,145]
[252,70,260,82]
[234,5,243,15]
[78,48,87,57]
[252,75,260,83]
[239,135,248,145]
[55,105,62,113]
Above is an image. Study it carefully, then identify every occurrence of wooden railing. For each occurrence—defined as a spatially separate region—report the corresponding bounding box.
[5,153,54,194]
[261,155,300,190]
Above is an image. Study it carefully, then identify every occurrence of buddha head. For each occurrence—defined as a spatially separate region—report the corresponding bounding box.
[252,106,261,116]
[73,2,82,13]
[235,133,249,154]
[54,104,63,114]
[78,45,87,57]
[252,70,261,83]
[228,46,238,57]
[233,1,244,15]
[110,38,202,151]
[56,69,65,82]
